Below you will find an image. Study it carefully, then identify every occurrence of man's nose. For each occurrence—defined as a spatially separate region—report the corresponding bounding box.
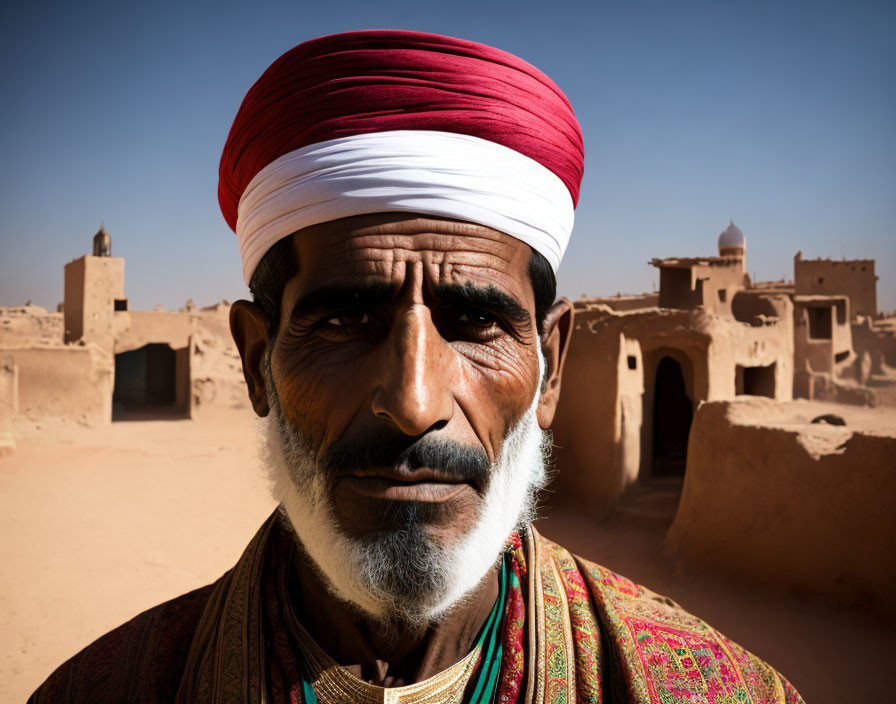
[371,306,455,436]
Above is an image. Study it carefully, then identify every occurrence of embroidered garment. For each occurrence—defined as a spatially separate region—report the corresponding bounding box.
[29,511,804,704]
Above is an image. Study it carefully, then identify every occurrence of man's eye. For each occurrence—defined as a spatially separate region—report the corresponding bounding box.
[325,311,369,327]
[456,310,498,327]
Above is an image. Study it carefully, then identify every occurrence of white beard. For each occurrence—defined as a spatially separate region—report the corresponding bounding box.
[262,351,551,627]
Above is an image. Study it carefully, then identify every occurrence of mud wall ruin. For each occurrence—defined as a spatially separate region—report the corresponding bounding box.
[0,344,113,425]
[667,399,896,618]
[551,310,643,515]
[1,356,18,419]
[852,317,896,372]
[0,307,63,345]
[552,301,795,512]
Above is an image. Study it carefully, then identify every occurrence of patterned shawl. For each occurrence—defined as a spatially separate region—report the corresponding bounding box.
[172,511,803,704]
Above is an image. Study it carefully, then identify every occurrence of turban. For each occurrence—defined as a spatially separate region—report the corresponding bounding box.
[219,30,584,284]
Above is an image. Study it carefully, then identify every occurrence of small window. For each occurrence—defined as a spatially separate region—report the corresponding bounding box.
[818,277,824,285]
[114,298,128,311]
[737,363,776,398]
[627,355,637,370]
[862,266,866,272]
[717,288,727,303]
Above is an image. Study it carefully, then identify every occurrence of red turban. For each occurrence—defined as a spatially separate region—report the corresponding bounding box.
[219,30,584,282]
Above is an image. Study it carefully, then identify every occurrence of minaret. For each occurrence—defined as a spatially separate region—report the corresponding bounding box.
[63,225,124,352]
[718,219,748,287]
[92,224,112,257]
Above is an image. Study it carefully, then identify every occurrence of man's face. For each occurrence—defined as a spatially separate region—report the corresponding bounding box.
[232,213,571,622]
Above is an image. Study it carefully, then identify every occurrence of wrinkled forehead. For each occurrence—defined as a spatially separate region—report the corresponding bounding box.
[285,215,536,306]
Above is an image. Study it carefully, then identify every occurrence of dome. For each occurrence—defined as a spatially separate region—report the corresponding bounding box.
[718,220,745,251]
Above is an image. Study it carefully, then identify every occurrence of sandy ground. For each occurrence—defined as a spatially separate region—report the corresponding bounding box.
[1,409,275,702]
[2,410,890,703]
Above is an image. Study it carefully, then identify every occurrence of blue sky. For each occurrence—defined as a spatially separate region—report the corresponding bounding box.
[1,0,894,311]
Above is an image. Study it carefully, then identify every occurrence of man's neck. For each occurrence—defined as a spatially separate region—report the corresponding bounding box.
[293,553,500,687]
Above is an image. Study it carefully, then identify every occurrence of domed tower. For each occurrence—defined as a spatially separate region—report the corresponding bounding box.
[718,220,745,259]
[92,224,111,257]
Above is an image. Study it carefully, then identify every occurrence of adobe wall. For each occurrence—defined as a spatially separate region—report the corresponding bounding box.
[667,398,896,618]
[731,290,790,325]
[553,307,711,506]
[0,307,64,346]
[579,293,659,312]
[63,256,125,353]
[831,301,851,361]
[0,355,18,420]
[794,254,877,318]
[634,309,792,471]
[175,346,191,412]
[657,260,745,316]
[615,307,791,405]
[553,303,799,510]
[705,301,794,401]
[0,344,114,425]
[189,305,250,413]
[792,297,855,403]
[62,258,86,343]
[600,308,713,398]
[552,311,640,515]
[0,358,14,456]
[616,335,644,487]
[692,261,746,317]
[0,300,246,424]
[113,310,193,353]
[852,317,896,372]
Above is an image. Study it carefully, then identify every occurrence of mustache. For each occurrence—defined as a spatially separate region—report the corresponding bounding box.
[322,429,490,483]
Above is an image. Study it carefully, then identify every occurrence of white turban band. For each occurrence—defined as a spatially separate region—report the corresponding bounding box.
[236,130,574,284]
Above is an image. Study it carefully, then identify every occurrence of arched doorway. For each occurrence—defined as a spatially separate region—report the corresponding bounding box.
[652,356,693,475]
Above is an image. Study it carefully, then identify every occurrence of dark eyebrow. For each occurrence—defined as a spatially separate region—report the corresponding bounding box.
[432,282,533,332]
[288,282,399,321]
[288,280,533,335]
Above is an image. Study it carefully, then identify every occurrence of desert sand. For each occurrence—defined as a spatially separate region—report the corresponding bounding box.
[1,409,890,703]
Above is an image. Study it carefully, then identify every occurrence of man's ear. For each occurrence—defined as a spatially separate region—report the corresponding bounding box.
[536,298,574,428]
[230,300,272,417]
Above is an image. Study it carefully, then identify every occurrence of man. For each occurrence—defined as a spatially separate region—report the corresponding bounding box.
[31,30,803,703]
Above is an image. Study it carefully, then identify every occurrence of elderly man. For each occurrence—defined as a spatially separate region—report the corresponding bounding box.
[31,31,802,704]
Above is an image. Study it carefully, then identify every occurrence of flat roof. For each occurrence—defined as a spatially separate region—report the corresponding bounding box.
[650,256,742,269]
[793,294,849,304]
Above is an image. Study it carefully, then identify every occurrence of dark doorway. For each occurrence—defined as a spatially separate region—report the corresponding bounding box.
[113,343,187,420]
[652,356,693,476]
[807,306,832,339]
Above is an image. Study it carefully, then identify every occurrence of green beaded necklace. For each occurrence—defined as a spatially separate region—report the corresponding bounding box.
[300,553,509,704]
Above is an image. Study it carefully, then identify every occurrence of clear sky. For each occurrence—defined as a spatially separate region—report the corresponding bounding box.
[1,0,894,312]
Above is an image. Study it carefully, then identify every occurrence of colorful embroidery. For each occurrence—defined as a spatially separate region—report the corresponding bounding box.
[554,551,603,704]
[495,547,526,704]
[30,514,804,704]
